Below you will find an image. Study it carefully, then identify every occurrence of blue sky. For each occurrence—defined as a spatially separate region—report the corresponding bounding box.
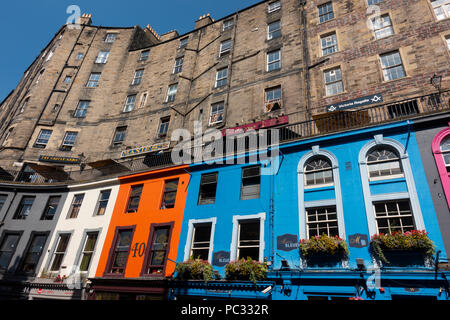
[0,0,263,101]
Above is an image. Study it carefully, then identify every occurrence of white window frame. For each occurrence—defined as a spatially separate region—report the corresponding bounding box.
[166,84,178,103]
[379,51,406,81]
[268,1,281,13]
[267,20,281,40]
[173,57,184,74]
[179,37,189,49]
[431,0,450,20]
[184,218,217,263]
[324,67,344,96]
[223,18,234,31]
[49,233,71,272]
[157,117,170,137]
[215,68,228,88]
[219,39,232,56]
[267,49,281,71]
[86,73,101,88]
[140,50,150,61]
[320,32,338,56]
[318,2,334,23]
[373,199,416,234]
[358,136,425,238]
[77,230,100,273]
[62,131,78,147]
[34,129,52,148]
[230,213,265,262]
[113,126,127,145]
[131,69,144,85]
[371,14,394,40]
[104,33,117,43]
[95,50,110,64]
[209,102,225,125]
[123,95,136,112]
[74,100,90,118]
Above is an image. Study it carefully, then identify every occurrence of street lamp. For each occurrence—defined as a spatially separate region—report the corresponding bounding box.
[431,74,442,93]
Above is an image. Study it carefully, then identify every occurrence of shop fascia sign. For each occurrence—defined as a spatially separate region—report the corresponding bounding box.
[326,94,383,112]
[120,141,170,158]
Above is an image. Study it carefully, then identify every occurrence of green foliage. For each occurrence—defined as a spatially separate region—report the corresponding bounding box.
[370,230,435,264]
[175,259,216,281]
[225,257,268,283]
[298,234,349,257]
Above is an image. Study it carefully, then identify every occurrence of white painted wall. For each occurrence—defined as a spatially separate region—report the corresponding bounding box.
[38,178,119,280]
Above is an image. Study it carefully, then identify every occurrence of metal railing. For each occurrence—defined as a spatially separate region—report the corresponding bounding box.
[0,91,448,185]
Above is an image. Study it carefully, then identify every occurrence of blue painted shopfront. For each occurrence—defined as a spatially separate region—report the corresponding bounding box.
[170,120,450,300]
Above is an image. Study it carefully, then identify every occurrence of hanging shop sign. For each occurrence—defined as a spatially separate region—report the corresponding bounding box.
[222,115,289,136]
[326,94,383,112]
[39,155,81,164]
[212,251,230,267]
[348,233,369,248]
[277,234,299,251]
[120,141,170,158]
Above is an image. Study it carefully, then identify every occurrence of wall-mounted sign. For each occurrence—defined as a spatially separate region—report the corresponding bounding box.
[348,233,369,248]
[277,234,299,252]
[326,94,383,112]
[39,155,81,164]
[120,141,170,158]
[212,251,230,267]
[222,115,289,136]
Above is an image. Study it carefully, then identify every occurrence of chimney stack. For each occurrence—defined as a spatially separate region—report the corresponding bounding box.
[78,13,92,26]
[195,13,214,29]
[160,30,179,42]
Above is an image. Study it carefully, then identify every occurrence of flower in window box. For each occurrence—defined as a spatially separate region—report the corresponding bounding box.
[370,230,435,265]
[225,258,268,283]
[175,258,217,281]
[298,234,349,258]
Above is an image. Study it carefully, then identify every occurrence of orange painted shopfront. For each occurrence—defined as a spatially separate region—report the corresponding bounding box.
[95,165,189,280]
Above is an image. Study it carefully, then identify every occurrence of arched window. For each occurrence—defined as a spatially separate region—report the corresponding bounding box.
[366,147,403,180]
[304,156,333,187]
[441,135,450,172]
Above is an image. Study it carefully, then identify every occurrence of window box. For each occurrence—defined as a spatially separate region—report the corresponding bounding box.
[175,259,218,281]
[299,234,349,268]
[225,258,267,283]
[370,230,435,266]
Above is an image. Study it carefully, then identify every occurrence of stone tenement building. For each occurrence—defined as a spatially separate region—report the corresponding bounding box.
[0,0,448,181]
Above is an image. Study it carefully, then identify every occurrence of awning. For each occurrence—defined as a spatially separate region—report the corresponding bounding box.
[312,109,370,133]
[87,159,129,175]
[27,163,69,181]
